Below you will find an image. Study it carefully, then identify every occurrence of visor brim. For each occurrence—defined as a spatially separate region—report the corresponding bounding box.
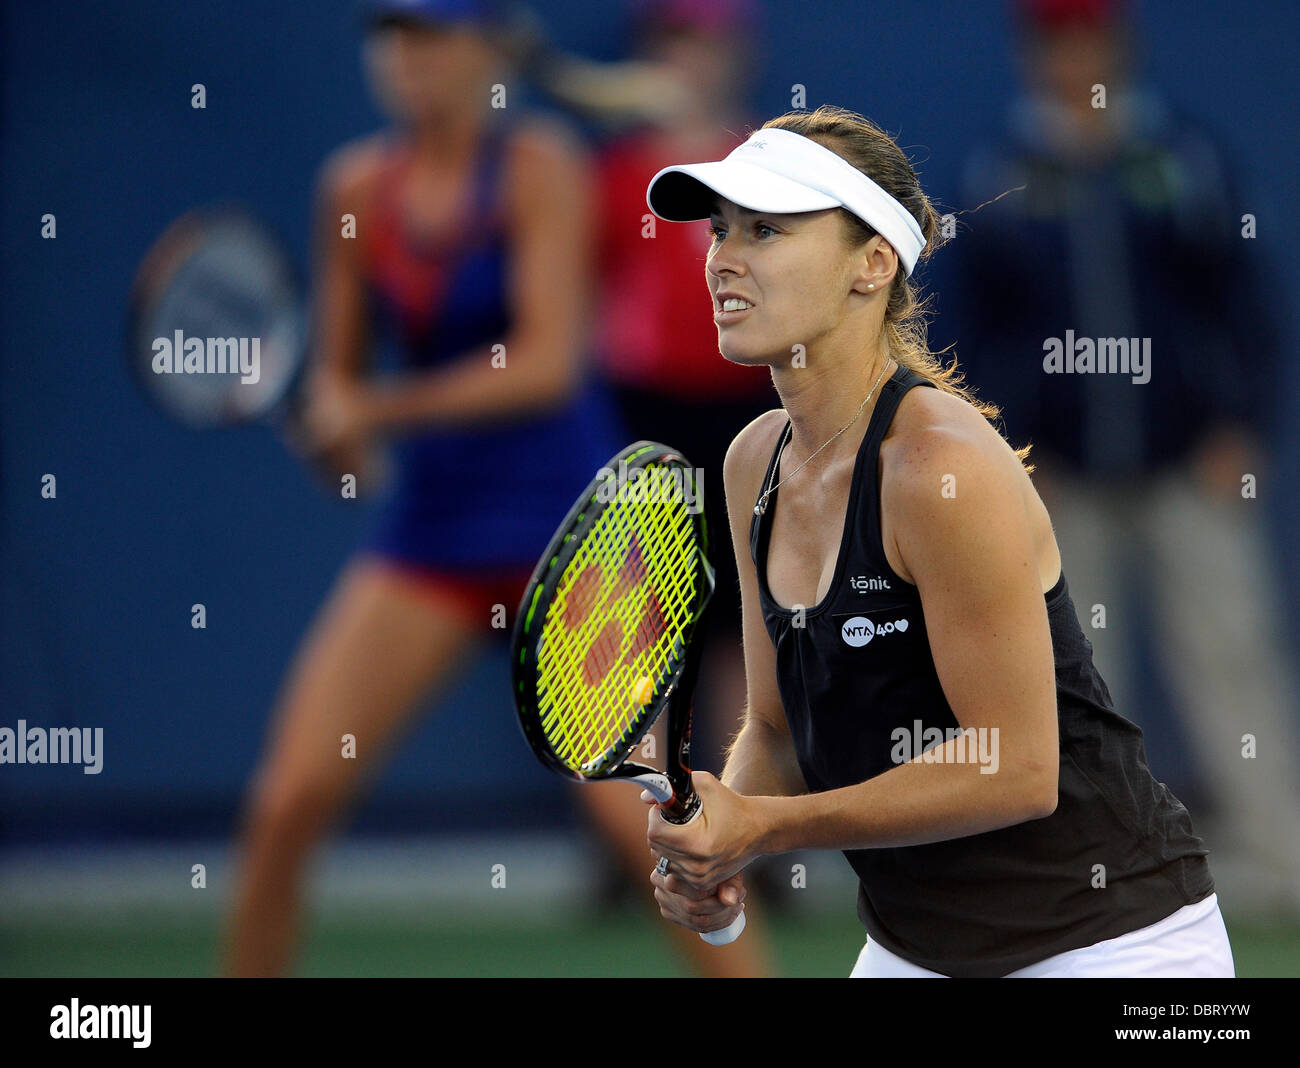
[647,159,842,221]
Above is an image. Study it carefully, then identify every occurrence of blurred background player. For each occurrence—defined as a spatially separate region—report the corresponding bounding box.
[224,0,770,976]
[944,0,1300,914]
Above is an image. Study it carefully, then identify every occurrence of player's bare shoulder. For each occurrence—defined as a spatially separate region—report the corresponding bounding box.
[506,114,589,167]
[882,380,1027,488]
[501,116,592,214]
[881,377,1050,586]
[309,136,392,279]
[315,134,391,217]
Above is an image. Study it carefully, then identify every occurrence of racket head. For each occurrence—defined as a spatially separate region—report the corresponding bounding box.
[126,204,306,428]
[511,441,713,789]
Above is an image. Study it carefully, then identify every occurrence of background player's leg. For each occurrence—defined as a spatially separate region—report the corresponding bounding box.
[223,559,484,976]
[585,388,775,975]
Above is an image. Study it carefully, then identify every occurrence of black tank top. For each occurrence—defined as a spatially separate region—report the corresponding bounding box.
[749,364,1214,977]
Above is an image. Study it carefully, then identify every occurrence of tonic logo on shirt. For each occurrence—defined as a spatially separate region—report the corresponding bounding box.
[850,575,892,592]
[841,616,909,647]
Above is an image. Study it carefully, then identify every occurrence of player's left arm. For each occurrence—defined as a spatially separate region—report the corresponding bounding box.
[650,410,1061,890]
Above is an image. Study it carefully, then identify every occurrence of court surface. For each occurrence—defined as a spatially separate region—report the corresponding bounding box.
[3,835,1296,978]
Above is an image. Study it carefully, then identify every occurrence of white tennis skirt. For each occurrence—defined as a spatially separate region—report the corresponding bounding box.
[850,893,1235,977]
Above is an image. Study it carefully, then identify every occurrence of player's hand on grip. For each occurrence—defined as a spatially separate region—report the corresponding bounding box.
[649,865,746,937]
[643,770,765,892]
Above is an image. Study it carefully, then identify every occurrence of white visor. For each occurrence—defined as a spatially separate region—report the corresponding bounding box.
[646,127,926,276]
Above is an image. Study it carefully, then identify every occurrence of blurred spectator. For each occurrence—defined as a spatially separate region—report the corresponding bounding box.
[948,0,1300,913]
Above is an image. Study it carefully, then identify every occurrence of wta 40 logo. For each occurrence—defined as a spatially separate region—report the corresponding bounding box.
[841,615,908,647]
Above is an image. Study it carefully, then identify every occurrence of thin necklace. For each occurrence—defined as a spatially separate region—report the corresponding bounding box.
[754,360,893,517]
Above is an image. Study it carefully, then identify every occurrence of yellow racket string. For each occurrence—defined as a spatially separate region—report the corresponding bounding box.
[535,464,701,772]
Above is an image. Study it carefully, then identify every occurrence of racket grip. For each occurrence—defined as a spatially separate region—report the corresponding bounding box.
[656,798,746,944]
[700,908,746,946]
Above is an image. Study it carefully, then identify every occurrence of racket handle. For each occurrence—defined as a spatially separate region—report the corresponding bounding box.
[700,908,746,946]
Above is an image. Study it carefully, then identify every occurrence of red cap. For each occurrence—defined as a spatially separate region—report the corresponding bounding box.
[629,0,757,37]
[1016,0,1122,28]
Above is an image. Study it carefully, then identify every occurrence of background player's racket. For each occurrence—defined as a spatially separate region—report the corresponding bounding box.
[498,4,694,130]
[126,204,306,429]
[510,441,746,946]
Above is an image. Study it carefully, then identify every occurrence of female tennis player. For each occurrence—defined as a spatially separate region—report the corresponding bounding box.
[641,104,1235,977]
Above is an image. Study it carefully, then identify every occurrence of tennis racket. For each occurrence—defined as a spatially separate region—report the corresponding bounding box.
[510,440,746,946]
[126,204,306,429]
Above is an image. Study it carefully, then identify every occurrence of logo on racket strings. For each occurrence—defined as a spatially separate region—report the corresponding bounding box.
[561,532,671,690]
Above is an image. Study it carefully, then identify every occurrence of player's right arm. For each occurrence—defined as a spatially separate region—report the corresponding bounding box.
[649,411,802,936]
[718,410,808,800]
[296,139,382,471]
[309,139,379,382]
